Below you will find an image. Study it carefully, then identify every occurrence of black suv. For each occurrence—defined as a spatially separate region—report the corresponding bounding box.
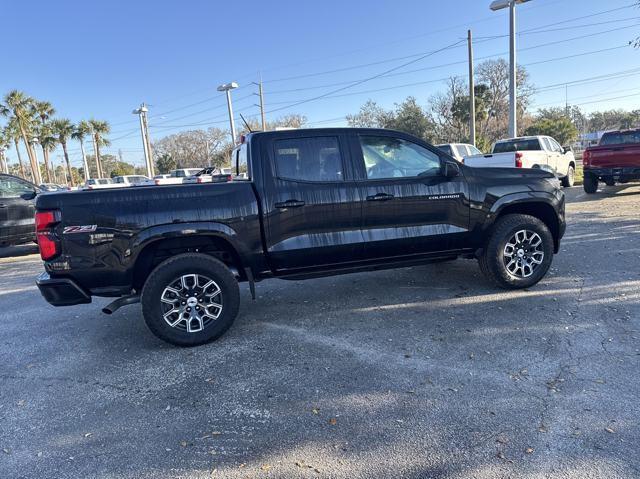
[0,174,38,246]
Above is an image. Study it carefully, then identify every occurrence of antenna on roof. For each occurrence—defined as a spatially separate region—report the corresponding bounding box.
[239,114,253,133]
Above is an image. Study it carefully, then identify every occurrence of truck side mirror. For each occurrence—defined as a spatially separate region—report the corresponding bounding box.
[444,162,460,178]
[563,146,572,154]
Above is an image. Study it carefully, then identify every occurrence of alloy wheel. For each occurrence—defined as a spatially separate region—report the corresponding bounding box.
[160,274,223,333]
[503,230,545,279]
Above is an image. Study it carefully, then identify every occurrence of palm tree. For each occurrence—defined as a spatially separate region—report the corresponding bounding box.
[38,125,58,184]
[50,118,76,187]
[31,100,56,182]
[3,119,27,179]
[0,129,9,174]
[0,90,41,184]
[88,119,110,178]
[72,120,92,181]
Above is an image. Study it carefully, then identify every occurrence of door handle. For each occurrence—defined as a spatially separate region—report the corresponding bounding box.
[366,193,394,202]
[274,199,305,209]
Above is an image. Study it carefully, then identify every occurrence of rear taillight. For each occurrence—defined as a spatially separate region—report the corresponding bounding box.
[197,177,204,184]
[35,210,61,261]
[583,150,590,167]
[155,179,161,185]
[515,152,523,168]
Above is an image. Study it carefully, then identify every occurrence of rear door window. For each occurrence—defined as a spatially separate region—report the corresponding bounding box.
[274,137,344,182]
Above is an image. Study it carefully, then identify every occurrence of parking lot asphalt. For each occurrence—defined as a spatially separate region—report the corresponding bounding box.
[1,185,639,479]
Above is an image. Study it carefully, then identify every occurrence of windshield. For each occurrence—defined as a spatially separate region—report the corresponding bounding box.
[600,131,640,146]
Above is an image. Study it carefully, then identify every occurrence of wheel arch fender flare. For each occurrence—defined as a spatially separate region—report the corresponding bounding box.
[484,192,563,252]
[127,222,251,282]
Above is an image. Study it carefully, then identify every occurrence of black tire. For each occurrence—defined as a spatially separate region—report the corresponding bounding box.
[583,173,598,194]
[141,253,240,346]
[561,165,575,187]
[478,214,554,290]
[604,178,616,186]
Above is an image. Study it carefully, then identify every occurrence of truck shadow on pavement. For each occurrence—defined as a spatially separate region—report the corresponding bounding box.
[2,201,639,478]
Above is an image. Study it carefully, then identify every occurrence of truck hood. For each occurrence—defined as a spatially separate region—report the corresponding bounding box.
[464,166,555,180]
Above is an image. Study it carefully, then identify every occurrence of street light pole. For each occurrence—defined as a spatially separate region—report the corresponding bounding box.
[490,0,530,138]
[468,29,476,147]
[217,82,239,144]
[508,0,517,137]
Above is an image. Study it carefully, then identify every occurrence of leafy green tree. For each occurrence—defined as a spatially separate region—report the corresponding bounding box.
[385,97,435,141]
[525,111,578,145]
[156,153,176,173]
[109,161,135,177]
[346,100,391,128]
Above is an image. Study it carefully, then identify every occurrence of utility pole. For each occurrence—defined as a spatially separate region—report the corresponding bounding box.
[217,82,239,144]
[133,103,155,177]
[79,137,90,181]
[468,29,476,147]
[253,75,267,131]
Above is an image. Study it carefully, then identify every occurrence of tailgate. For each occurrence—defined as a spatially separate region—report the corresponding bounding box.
[589,145,640,168]
[464,152,515,168]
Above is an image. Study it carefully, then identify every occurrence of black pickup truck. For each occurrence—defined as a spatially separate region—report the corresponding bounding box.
[35,128,566,346]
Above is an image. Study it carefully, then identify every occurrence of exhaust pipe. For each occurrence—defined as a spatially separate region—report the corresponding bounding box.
[102,294,140,315]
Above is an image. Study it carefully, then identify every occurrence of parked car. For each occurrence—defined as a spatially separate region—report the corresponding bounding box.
[0,174,38,246]
[113,175,150,186]
[464,135,576,187]
[147,169,203,186]
[582,128,640,193]
[39,183,65,192]
[436,143,483,162]
[35,128,566,346]
[183,167,233,184]
[83,178,115,190]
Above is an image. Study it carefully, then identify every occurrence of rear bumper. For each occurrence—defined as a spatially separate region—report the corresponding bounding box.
[585,166,640,181]
[36,272,91,306]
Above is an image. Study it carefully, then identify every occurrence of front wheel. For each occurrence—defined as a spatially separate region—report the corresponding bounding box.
[478,214,554,289]
[141,253,240,346]
[561,165,575,187]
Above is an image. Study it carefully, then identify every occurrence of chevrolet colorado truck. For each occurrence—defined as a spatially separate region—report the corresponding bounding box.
[465,135,576,187]
[35,128,566,346]
[583,128,640,193]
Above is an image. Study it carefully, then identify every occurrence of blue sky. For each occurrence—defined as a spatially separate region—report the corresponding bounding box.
[1,0,639,168]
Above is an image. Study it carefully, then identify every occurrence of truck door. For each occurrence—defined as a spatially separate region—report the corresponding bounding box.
[540,137,559,173]
[261,132,365,271]
[351,132,471,259]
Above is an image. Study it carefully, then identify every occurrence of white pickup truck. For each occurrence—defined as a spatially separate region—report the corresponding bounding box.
[464,135,576,187]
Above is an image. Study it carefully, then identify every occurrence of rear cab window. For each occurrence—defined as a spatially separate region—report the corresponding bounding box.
[493,138,542,153]
[600,131,640,145]
[274,137,343,182]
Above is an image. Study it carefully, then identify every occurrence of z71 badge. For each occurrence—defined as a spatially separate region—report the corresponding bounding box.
[63,225,97,234]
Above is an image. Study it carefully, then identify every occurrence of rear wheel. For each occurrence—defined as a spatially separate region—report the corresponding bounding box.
[141,253,240,346]
[583,173,598,194]
[479,214,554,289]
[561,165,575,187]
